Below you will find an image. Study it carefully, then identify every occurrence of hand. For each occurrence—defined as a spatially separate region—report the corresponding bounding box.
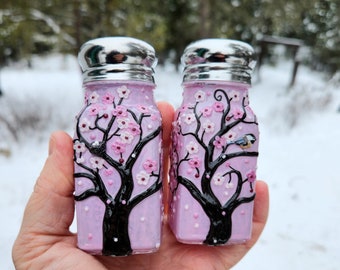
[12,102,269,270]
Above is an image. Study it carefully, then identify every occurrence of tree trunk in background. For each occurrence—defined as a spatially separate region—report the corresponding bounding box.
[73,0,82,53]
[199,0,211,38]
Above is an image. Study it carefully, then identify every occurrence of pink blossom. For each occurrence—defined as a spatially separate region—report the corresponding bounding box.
[233,108,244,119]
[151,114,159,121]
[143,159,157,173]
[246,170,256,183]
[111,140,126,154]
[188,156,201,168]
[104,168,114,176]
[89,104,101,116]
[213,136,226,149]
[201,106,213,117]
[102,92,115,104]
[138,105,149,113]
[128,122,141,135]
[112,105,128,117]
[213,101,224,112]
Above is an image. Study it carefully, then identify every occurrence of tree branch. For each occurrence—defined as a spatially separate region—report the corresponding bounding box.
[74,188,100,201]
[178,176,212,210]
[129,177,162,209]
[125,126,161,169]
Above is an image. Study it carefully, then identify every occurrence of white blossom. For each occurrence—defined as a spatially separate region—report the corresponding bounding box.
[213,173,225,186]
[137,171,150,185]
[90,157,105,169]
[117,85,131,98]
[186,141,199,154]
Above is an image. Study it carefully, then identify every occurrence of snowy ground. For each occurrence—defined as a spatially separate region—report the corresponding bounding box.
[1,55,339,269]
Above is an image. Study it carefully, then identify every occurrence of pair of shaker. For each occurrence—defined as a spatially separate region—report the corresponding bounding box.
[73,37,259,256]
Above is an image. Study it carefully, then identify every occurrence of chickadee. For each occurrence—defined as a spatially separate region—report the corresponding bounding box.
[233,134,256,149]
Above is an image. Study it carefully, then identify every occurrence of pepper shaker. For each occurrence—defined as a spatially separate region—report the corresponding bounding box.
[73,37,163,256]
[169,38,259,245]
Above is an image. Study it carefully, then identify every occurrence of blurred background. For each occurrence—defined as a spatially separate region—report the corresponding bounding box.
[0,0,339,72]
[1,1,340,269]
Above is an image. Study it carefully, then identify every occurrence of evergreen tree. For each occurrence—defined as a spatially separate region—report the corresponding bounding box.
[0,0,339,72]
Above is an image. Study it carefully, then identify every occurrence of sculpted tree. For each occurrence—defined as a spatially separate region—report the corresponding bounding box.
[170,88,259,245]
[73,85,162,255]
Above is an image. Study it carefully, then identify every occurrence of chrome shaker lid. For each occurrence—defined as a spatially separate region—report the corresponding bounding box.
[181,38,256,84]
[78,37,157,83]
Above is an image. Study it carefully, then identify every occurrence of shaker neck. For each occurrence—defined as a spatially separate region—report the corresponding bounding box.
[182,80,250,91]
[181,80,250,105]
[182,64,252,84]
[82,79,155,91]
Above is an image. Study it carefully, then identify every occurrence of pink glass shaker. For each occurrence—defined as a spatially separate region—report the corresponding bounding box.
[73,37,163,256]
[169,38,259,245]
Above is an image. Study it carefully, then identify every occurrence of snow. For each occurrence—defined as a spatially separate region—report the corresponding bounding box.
[1,55,340,269]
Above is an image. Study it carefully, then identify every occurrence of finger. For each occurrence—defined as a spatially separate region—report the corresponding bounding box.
[246,180,269,248]
[253,180,270,224]
[21,131,75,235]
[157,101,175,149]
[157,101,175,215]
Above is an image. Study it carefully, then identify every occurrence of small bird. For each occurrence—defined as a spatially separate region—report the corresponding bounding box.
[233,134,256,149]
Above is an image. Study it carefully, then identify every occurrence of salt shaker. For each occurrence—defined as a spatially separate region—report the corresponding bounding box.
[169,38,259,245]
[73,37,163,256]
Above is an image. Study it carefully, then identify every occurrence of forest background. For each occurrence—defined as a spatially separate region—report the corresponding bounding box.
[0,0,339,74]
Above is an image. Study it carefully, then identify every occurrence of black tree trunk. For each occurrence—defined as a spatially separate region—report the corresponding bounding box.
[203,210,232,245]
[102,203,132,256]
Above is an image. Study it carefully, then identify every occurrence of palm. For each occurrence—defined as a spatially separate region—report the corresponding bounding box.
[13,103,268,270]
[94,182,267,270]
[14,181,267,270]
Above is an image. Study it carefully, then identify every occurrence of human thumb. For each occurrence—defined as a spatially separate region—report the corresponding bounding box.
[20,131,75,235]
